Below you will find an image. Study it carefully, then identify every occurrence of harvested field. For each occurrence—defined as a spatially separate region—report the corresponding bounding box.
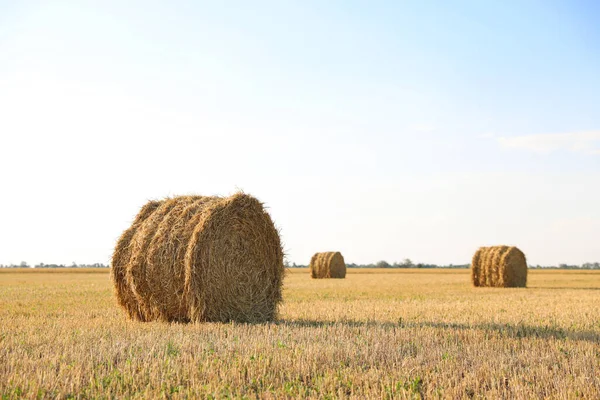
[1,269,599,398]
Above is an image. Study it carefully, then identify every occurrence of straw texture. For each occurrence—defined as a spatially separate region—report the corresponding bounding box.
[111,193,284,323]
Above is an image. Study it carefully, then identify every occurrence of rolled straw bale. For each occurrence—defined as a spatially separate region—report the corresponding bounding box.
[470,246,527,288]
[309,252,346,279]
[111,193,284,323]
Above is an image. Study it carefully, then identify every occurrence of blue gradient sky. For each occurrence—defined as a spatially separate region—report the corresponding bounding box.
[1,1,599,266]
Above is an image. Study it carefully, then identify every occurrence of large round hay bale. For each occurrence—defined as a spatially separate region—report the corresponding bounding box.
[470,246,527,288]
[309,252,346,279]
[111,193,285,323]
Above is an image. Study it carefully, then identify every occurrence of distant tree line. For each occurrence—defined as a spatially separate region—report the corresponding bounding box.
[284,258,469,269]
[2,261,599,270]
[529,262,600,270]
[284,259,600,270]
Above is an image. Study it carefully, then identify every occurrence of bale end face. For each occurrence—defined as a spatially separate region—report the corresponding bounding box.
[185,193,285,323]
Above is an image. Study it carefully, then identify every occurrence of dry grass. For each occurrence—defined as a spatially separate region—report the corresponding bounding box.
[1,269,600,399]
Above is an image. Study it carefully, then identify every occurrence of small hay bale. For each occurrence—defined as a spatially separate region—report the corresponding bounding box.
[470,246,527,288]
[309,252,346,279]
[111,193,284,323]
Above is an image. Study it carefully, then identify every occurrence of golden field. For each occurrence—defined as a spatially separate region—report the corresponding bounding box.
[1,268,599,399]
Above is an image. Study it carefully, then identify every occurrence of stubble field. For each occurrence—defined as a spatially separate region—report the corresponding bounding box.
[1,268,599,399]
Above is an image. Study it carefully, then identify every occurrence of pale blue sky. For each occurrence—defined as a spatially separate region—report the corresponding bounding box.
[1,1,599,266]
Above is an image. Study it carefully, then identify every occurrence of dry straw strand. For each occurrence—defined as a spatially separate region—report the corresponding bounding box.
[111,193,284,323]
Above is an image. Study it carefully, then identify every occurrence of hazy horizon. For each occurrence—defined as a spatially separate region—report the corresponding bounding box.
[1,2,599,266]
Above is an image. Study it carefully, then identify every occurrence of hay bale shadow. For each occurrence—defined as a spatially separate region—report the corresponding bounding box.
[274,319,600,343]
